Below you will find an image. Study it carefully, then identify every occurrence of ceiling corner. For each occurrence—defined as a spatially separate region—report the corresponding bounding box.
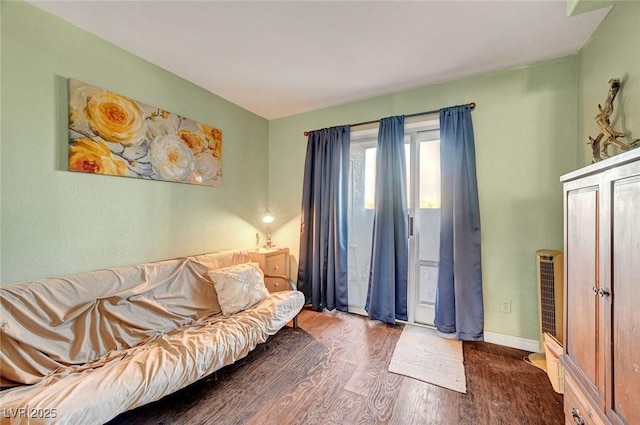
[566,0,614,16]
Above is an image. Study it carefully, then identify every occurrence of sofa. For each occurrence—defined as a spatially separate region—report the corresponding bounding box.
[0,250,305,424]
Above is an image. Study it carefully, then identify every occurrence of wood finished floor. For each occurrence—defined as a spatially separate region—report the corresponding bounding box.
[107,309,564,425]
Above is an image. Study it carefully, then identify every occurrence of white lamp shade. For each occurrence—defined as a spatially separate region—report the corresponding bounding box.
[262,211,274,223]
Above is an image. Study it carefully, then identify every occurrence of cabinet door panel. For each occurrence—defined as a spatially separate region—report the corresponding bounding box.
[566,188,600,389]
[610,177,640,425]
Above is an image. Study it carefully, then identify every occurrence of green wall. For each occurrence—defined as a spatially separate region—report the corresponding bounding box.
[578,0,640,166]
[0,1,269,284]
[269,57,579,340]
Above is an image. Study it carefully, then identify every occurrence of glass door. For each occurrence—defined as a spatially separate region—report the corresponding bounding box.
[408,129,441,326]
[347,133,376,314]
[347,122,440,323]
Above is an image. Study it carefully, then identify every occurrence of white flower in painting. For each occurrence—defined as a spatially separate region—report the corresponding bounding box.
[149,135,196,181]
[69,79,101,136]
[195,153,220,182]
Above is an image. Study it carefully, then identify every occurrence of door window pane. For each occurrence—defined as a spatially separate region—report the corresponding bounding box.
[419,140,440,209]
[363,143,411,209]
[419,264,438,305]
[364,148,376,209]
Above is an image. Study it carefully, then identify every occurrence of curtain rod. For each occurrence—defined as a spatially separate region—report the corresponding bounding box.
[303,102,476,136]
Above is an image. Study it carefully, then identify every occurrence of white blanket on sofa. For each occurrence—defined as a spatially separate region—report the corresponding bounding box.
[0,250,304,424]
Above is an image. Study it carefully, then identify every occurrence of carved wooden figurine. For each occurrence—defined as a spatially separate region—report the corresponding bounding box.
[588,78,640,162]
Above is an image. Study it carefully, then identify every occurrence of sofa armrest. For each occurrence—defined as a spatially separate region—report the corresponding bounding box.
[263,274,299,328]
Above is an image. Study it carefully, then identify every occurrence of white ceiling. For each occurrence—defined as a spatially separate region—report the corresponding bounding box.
[29,0,610,119]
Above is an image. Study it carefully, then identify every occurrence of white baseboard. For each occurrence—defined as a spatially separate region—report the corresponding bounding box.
[484,331,541,352]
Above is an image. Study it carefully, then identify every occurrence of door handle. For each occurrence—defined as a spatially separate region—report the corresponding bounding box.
[409,215,414,236]
[571,407,585,425]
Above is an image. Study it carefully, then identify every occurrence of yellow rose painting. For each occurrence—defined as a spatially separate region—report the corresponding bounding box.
[68,79,222,187]
[177,129,206,155]
[69,138,128,176]
[85,92,146,146]
[200,123,223,158]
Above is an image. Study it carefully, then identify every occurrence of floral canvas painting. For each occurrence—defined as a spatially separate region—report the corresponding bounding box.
[68,79,222,186]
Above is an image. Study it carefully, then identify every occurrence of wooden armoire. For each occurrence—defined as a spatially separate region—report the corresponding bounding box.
[561,148,640,425]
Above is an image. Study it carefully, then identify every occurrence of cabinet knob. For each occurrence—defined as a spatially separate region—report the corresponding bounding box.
[571,407,585,425]
[597,288,611,298]
[592,286,598,295]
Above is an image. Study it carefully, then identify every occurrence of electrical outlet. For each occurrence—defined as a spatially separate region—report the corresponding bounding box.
[500,298,512,314]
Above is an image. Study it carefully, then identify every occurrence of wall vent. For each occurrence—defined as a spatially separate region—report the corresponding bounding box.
[536,250,564,346]
[526,249,565,393]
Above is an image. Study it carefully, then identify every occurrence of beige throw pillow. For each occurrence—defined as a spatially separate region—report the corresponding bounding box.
[208,262,270,316]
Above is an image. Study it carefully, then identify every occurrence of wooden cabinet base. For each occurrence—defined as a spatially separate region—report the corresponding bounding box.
[564,373,607,425]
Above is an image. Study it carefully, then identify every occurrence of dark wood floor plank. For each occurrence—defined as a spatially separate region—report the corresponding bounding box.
[107,309,564,425]
[343,323,401,398]
[389,375,460,425]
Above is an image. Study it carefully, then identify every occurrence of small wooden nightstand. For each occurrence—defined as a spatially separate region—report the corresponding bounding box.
[249,247,290,292]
